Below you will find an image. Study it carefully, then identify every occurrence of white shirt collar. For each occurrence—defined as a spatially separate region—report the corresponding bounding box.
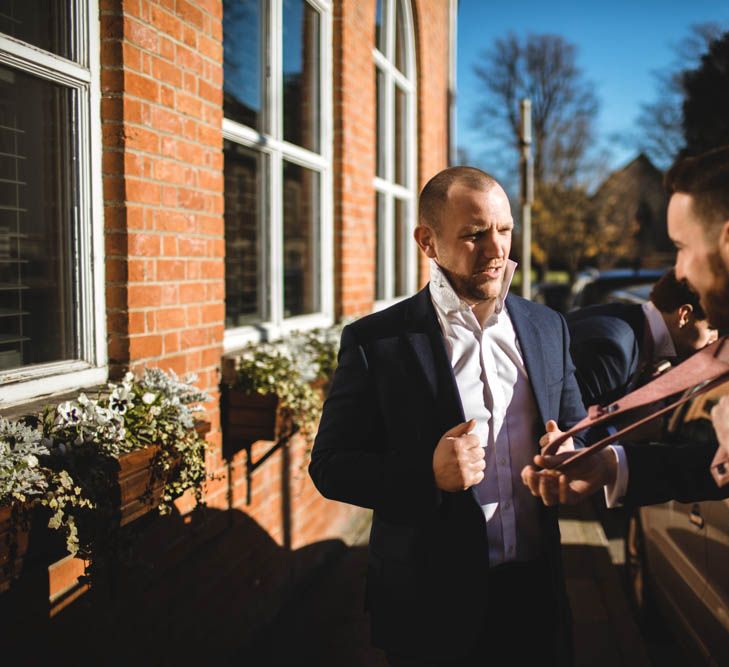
[428,258,517,318]
[642,300,677,359]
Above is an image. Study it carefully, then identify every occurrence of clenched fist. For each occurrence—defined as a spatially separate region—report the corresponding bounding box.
[432,419,485,492]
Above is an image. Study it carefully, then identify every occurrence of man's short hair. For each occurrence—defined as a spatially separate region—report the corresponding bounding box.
[650,268,707,320]
[665,145,729,231]
[418,166,499,232]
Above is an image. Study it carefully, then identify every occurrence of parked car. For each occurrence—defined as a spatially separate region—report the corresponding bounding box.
[567,267,668,311]
[610,284,729,665]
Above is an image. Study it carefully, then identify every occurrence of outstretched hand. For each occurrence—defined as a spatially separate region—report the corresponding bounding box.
[521,420,617,506]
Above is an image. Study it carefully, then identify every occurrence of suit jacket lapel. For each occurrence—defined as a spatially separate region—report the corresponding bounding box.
[404,288,465,428]
[506,295,550,425]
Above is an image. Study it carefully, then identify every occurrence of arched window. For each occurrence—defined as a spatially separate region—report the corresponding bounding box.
[373,0,417,304]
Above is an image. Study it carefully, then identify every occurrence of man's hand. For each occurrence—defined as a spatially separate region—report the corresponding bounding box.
[539,419,575,454]
[433,419,485,492]
[521,420,617,506]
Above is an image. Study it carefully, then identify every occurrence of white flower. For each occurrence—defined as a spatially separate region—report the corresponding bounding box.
[24,454,38,468]
[142,392,157,405]
[57,401,83,425]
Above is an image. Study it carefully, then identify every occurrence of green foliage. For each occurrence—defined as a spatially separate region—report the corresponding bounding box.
[1,369,210,563]
[227,322,347,443]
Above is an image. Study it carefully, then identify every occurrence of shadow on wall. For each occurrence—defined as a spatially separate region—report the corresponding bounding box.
[0,501,352,666]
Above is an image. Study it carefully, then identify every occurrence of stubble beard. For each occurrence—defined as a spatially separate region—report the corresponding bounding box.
[703,251,729,331]
[441,266,503,305]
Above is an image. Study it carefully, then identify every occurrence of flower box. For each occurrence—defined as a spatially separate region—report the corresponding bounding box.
[0,504,29,593]
[223,389,280,449]
[117,445,167,527]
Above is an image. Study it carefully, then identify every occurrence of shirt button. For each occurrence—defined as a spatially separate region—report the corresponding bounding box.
[507,546,515,555]
[499,458,507,466]
[503,501,511,510]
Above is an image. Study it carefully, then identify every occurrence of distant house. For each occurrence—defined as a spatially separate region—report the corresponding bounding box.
[590,153,674,268]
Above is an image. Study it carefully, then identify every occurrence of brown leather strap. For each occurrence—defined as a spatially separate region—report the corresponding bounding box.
[557,373,729,472]
[542,336,729,467]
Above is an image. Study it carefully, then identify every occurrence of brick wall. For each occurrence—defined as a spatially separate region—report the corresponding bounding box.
[413,0,451,287]
[334,0,378,318]
[1,0,452,660]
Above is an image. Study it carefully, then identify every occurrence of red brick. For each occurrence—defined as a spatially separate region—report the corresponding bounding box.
[129,334,163,359]
[128,284,162,308]
[124,71,159,101]
[156,259,186,281]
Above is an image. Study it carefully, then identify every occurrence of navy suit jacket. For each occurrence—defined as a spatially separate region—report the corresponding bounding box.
[566,303,646,407]
[309,286,586,659]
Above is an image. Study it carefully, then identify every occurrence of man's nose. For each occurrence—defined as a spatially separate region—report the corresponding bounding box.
[478,231,505,257]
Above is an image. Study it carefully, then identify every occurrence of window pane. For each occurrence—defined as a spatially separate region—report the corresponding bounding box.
[223,0,263,131]
[375,192,386,300]
[282,0,320,153]
[0,0,75,61]
[376,68,386,179]
[0,66,78,370]
[375,0,385,53]
[395,85,407,186]
[283,161,319,317]
[395,0,407,74]
[394,198,408,297]
[224,141,266,327]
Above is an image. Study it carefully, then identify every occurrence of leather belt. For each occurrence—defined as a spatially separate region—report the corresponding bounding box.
[541,336,729,486]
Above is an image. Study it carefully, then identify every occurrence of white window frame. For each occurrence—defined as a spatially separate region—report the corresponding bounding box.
[223,0,333,353]
[373,0,417,311]
[0,1,107,408]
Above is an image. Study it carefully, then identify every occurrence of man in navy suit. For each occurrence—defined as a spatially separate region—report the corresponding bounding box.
[567,269,716,408]
[310,167,586,666]
[522,146,729,509]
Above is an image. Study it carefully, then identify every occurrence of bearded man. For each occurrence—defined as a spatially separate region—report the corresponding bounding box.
[522,145,729,508]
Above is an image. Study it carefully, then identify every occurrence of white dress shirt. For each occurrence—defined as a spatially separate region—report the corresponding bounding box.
[606,301,676,506]
[429,259,542,566]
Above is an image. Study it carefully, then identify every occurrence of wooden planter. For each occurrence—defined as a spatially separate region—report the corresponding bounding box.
[0,504,29,593]
[117,445,167,527]
[223,389,280,452]
[117,420,210,526]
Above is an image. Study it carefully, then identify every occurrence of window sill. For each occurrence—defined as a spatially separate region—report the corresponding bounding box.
[0,366,108,415]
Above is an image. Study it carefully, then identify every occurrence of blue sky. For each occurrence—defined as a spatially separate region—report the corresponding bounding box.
[457,0,729,183]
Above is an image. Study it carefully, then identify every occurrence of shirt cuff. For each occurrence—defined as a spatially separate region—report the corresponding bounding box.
[604,445,629,508]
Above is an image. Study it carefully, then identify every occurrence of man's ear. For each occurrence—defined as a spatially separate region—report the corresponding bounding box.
[677,303,693,328]
[719,219,729,266]
[414,224,437,259]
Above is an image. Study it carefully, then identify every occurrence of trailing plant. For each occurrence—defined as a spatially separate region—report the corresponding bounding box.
[0,417,91,559]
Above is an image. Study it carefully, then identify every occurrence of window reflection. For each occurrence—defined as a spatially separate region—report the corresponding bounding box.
[0,66,77,370]
[282,0,320,153]
[223,0,263,131]
[0,0,75,62]
[375,192,386,300]
[394,198,408,297]
[376,69,386,178]
[283,161,320,317]
[224,141,266,326]
[395,85,407,186]
[375,0,385,53]
[395,0,407,74]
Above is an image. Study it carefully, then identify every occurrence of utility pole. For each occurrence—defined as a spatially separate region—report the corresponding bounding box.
[519,99,534,299]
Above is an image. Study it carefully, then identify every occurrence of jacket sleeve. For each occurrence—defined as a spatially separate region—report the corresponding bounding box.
[623,439,729,506]
[557,313,589,449]
[308,325,442,523]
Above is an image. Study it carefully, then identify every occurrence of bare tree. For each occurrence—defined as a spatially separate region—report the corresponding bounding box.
[471,33,598,188]
[636,22,725,168]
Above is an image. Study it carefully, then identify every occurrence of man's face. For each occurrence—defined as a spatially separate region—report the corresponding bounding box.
[668,193,729,330]
[416,183,513,304]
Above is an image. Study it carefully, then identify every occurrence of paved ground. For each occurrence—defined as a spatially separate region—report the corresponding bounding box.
[235,502,679,667]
